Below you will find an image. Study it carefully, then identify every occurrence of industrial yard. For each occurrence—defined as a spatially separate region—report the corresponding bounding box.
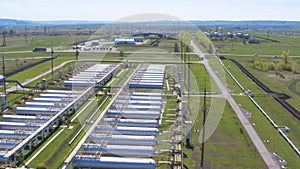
[0,13,300,169]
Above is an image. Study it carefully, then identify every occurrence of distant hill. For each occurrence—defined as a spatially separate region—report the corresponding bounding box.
[0,18,33,27]
[0,18,110,27]
[189,20,300,29]
[1,18,300,29]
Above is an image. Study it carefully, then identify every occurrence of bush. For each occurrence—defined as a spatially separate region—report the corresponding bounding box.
[251,60,293,72]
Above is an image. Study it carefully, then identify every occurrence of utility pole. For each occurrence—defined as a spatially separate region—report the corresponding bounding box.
[75,39,79,60]
[200,87,208,169]
[187,45,191,114]
[2,32,6,47]
[1,52,6,94]
[51,47,54,80]
[180,40,183,68]
[1,51,6,111]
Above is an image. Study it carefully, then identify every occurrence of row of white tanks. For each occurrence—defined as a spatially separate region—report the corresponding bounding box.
[129,65,166,89]
[73,91,163,169]
[64,64,116,87]
[1,64,120,162]
[0,90,77,161]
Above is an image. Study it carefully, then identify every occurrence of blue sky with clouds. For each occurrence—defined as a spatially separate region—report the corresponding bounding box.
[0,0,299,21]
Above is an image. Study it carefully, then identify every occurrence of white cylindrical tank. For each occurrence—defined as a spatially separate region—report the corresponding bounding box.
[0,140,19,149]
[2,115,49,122]
[102,118,158,127]
[0,130,30,139]
[32,98,63,103]
[82,144,154,157]
[46,90,73,94]
[25,102,55,108]
[94,125,159,136]
[16,107,58,115]
[39,94,77,98]
[0,121,40,130]
[107,110,160,120]
[113,104,161,111]
[73,156,156,169]
[89,134,156,146]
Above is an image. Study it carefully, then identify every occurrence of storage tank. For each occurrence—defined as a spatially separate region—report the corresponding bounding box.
[133,77,163,80]
[39,94,76,98]
[2,115,49,122]
[25,102,56,108]
[73,156,156,169]
[33,97,73,103]
[0,130,30,139]
[127,100,162,106]
[118,95,162,101]
[64,81,95,87]
[82,144,154,157]
[16,107,58,115]
[0,121,40,130]
[72,75,98,79]
[26,102,66,108]
[106,110,160,120]
[113,104,161,111]
[94,125,159,136]
[89,134,156,146]
[129,82,164,89]
[0,140,19,149]
[131,80,163,83]
[46,90,74,94]
[102,118,158,128]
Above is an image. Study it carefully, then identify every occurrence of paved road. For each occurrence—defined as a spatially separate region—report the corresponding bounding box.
[190,41,279,169]
[5,60,75,93]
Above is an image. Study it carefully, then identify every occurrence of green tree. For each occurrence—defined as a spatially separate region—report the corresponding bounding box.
[281,50,290,64]
[292,62,297,74]
[179,30,191,46]
[275,62,285,72]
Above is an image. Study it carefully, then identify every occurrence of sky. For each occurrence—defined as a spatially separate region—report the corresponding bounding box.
[0,0,300,21]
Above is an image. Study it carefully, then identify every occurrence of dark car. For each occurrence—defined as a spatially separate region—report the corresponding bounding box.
[32,48,47,52]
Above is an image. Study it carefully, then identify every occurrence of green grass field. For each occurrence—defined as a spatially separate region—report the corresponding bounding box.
[217,58,300,168]
[224,55,300,112]
[1,35,90,51]
[184,100,266,168]
[233,96,299,169]
[1,31,299,169]
[186,63,212,92]
[6,57,73,87]
[214,33,300,55]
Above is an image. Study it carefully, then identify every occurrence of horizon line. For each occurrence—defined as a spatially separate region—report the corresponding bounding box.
[1,17,300,22]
